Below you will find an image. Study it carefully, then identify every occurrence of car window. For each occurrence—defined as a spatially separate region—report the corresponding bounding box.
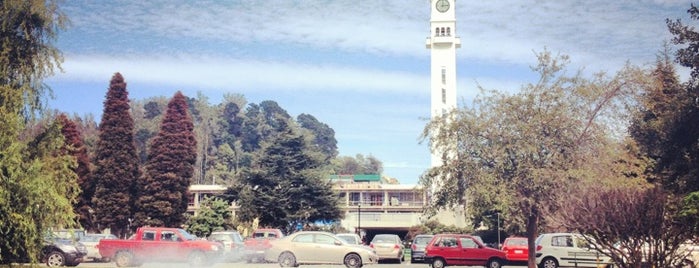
[315,234,337,245]
[142,231,156,241]
[338,235,358,244]
[436,237,458,247]
[576,237,590,249]
[460,237,477,248]
[506,238,527,246]
[161,231,178,241]
[210,234,231,241]
[415,236,433,245]
[293,234,314,243]
[551,235,574,247]
[372,235,395,243]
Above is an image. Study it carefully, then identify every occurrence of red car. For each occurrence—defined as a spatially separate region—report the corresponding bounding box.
[424,234,507,268]
[501,237,528,262]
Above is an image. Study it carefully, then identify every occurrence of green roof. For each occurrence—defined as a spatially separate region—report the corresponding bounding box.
[329,174,380,182]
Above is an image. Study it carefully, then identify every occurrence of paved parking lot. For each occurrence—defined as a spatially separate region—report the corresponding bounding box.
[72,261,526,268]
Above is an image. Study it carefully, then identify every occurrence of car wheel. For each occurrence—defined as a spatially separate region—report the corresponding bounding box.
[188,251,207,267]
[488,259,503,268]
[432,257,446,268]
[344,253,362,268]
[540,257,559,268]
[114,251,134,267]
[46,251,66,267]
[278,252,296,267]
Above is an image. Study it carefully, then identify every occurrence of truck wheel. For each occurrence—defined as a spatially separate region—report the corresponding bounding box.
[46,251,66,267]
[115,251,134,267]
[188,251,207,267]
[278,252,296,267]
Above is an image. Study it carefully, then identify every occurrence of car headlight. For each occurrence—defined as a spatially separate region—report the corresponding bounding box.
[211,244,221,251]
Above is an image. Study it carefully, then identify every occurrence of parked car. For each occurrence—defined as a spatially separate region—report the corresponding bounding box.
[97,227,223,267]
[208,230,244,262]
[369,234,404,263]
[263,231,378,268]
[424,233,506,268]
[410,234,434,263]
[336,233,362,245]
[42,236,88,267]
[535,233,613,268]
[80,233,117,262]
[501,236,528,262]
[243,228,284,263]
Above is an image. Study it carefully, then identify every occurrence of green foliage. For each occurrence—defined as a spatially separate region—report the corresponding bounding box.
[297,113,338,161]
[92,73,141,238]
[58,114,95,232]
[0,0,75,264]
[331,154,383,175]
[135,91,197,228]
[185,197,233,237]
[233,118,341,232]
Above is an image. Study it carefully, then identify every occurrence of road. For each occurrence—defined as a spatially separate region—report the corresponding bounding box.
[73,261,527,268]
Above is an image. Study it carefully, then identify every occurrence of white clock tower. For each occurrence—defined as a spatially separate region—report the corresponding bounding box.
[426,0,460,168]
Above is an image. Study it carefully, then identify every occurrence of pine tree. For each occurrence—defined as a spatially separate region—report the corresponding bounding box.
[235,118,341,231]
[57,114,95,231]
[135,91,196,227]
[92,73,140,238]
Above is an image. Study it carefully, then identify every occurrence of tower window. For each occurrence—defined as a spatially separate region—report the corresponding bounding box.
[442,88,446,104]
[441,67,446,84]
[447,27,451,36]
[440,27,445,36]
[435,27,439,37]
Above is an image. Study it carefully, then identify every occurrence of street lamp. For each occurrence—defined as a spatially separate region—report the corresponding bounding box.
[497,212,501,248]
[357,203,361,236]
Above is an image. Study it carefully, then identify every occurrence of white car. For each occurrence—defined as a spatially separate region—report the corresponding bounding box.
[80,233,117,262]
[535,233,613,268]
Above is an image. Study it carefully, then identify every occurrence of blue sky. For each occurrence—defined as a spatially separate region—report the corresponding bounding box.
[47,0,693,185]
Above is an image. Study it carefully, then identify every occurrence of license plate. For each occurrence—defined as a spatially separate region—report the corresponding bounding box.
[515,250,523,254]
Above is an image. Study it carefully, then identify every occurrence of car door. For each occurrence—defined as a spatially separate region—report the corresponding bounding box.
[314,233,346,264]
[157,230,185,261]
[290,233,315,263]
[433,236,463,265]
[135,230,160,260]
[459,236,487,266]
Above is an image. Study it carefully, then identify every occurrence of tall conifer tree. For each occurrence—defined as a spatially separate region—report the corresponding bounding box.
[135,91,196,227]
[92,73,140,237]
[57,114,95,231]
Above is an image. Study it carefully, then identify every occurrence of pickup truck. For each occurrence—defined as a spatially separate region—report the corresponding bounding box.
[97,227,223,267]
[242,228,284,263]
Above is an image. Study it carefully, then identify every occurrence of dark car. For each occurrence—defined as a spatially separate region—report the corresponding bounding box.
[42,237,88,267]
[410,234,434,263]
[424,233,506,268]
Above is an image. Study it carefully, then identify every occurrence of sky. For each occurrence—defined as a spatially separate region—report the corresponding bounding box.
[47,0,694,185]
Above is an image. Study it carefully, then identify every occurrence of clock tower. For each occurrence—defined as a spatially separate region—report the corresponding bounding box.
[426,0,460,168]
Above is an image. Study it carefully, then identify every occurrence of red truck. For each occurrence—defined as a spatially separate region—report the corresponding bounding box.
[97,227,223,267]
[242,228,284,263]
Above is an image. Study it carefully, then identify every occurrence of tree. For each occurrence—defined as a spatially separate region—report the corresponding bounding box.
[561,187,694,268]
[297,113,338,161]
[231,118,341,233]
[420,51,646,268]
[185,196,233,237]
[134,91,196,227]
[331,154,383,175]
[92,73,141,238]
[57,114,95,231]
[0,0,75,264]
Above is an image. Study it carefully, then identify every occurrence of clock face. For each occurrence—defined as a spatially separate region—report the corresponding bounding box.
[436,0,450,13]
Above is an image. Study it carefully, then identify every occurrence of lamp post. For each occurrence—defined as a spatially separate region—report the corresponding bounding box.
[497,212,501,248]
[357,203,361,236]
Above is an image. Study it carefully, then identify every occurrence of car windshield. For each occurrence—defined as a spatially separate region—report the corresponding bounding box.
[415,236,433,245]
[372,235,397,243]
[506,238,528,246]
[176,229,197,240]
[338,235,358,244]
